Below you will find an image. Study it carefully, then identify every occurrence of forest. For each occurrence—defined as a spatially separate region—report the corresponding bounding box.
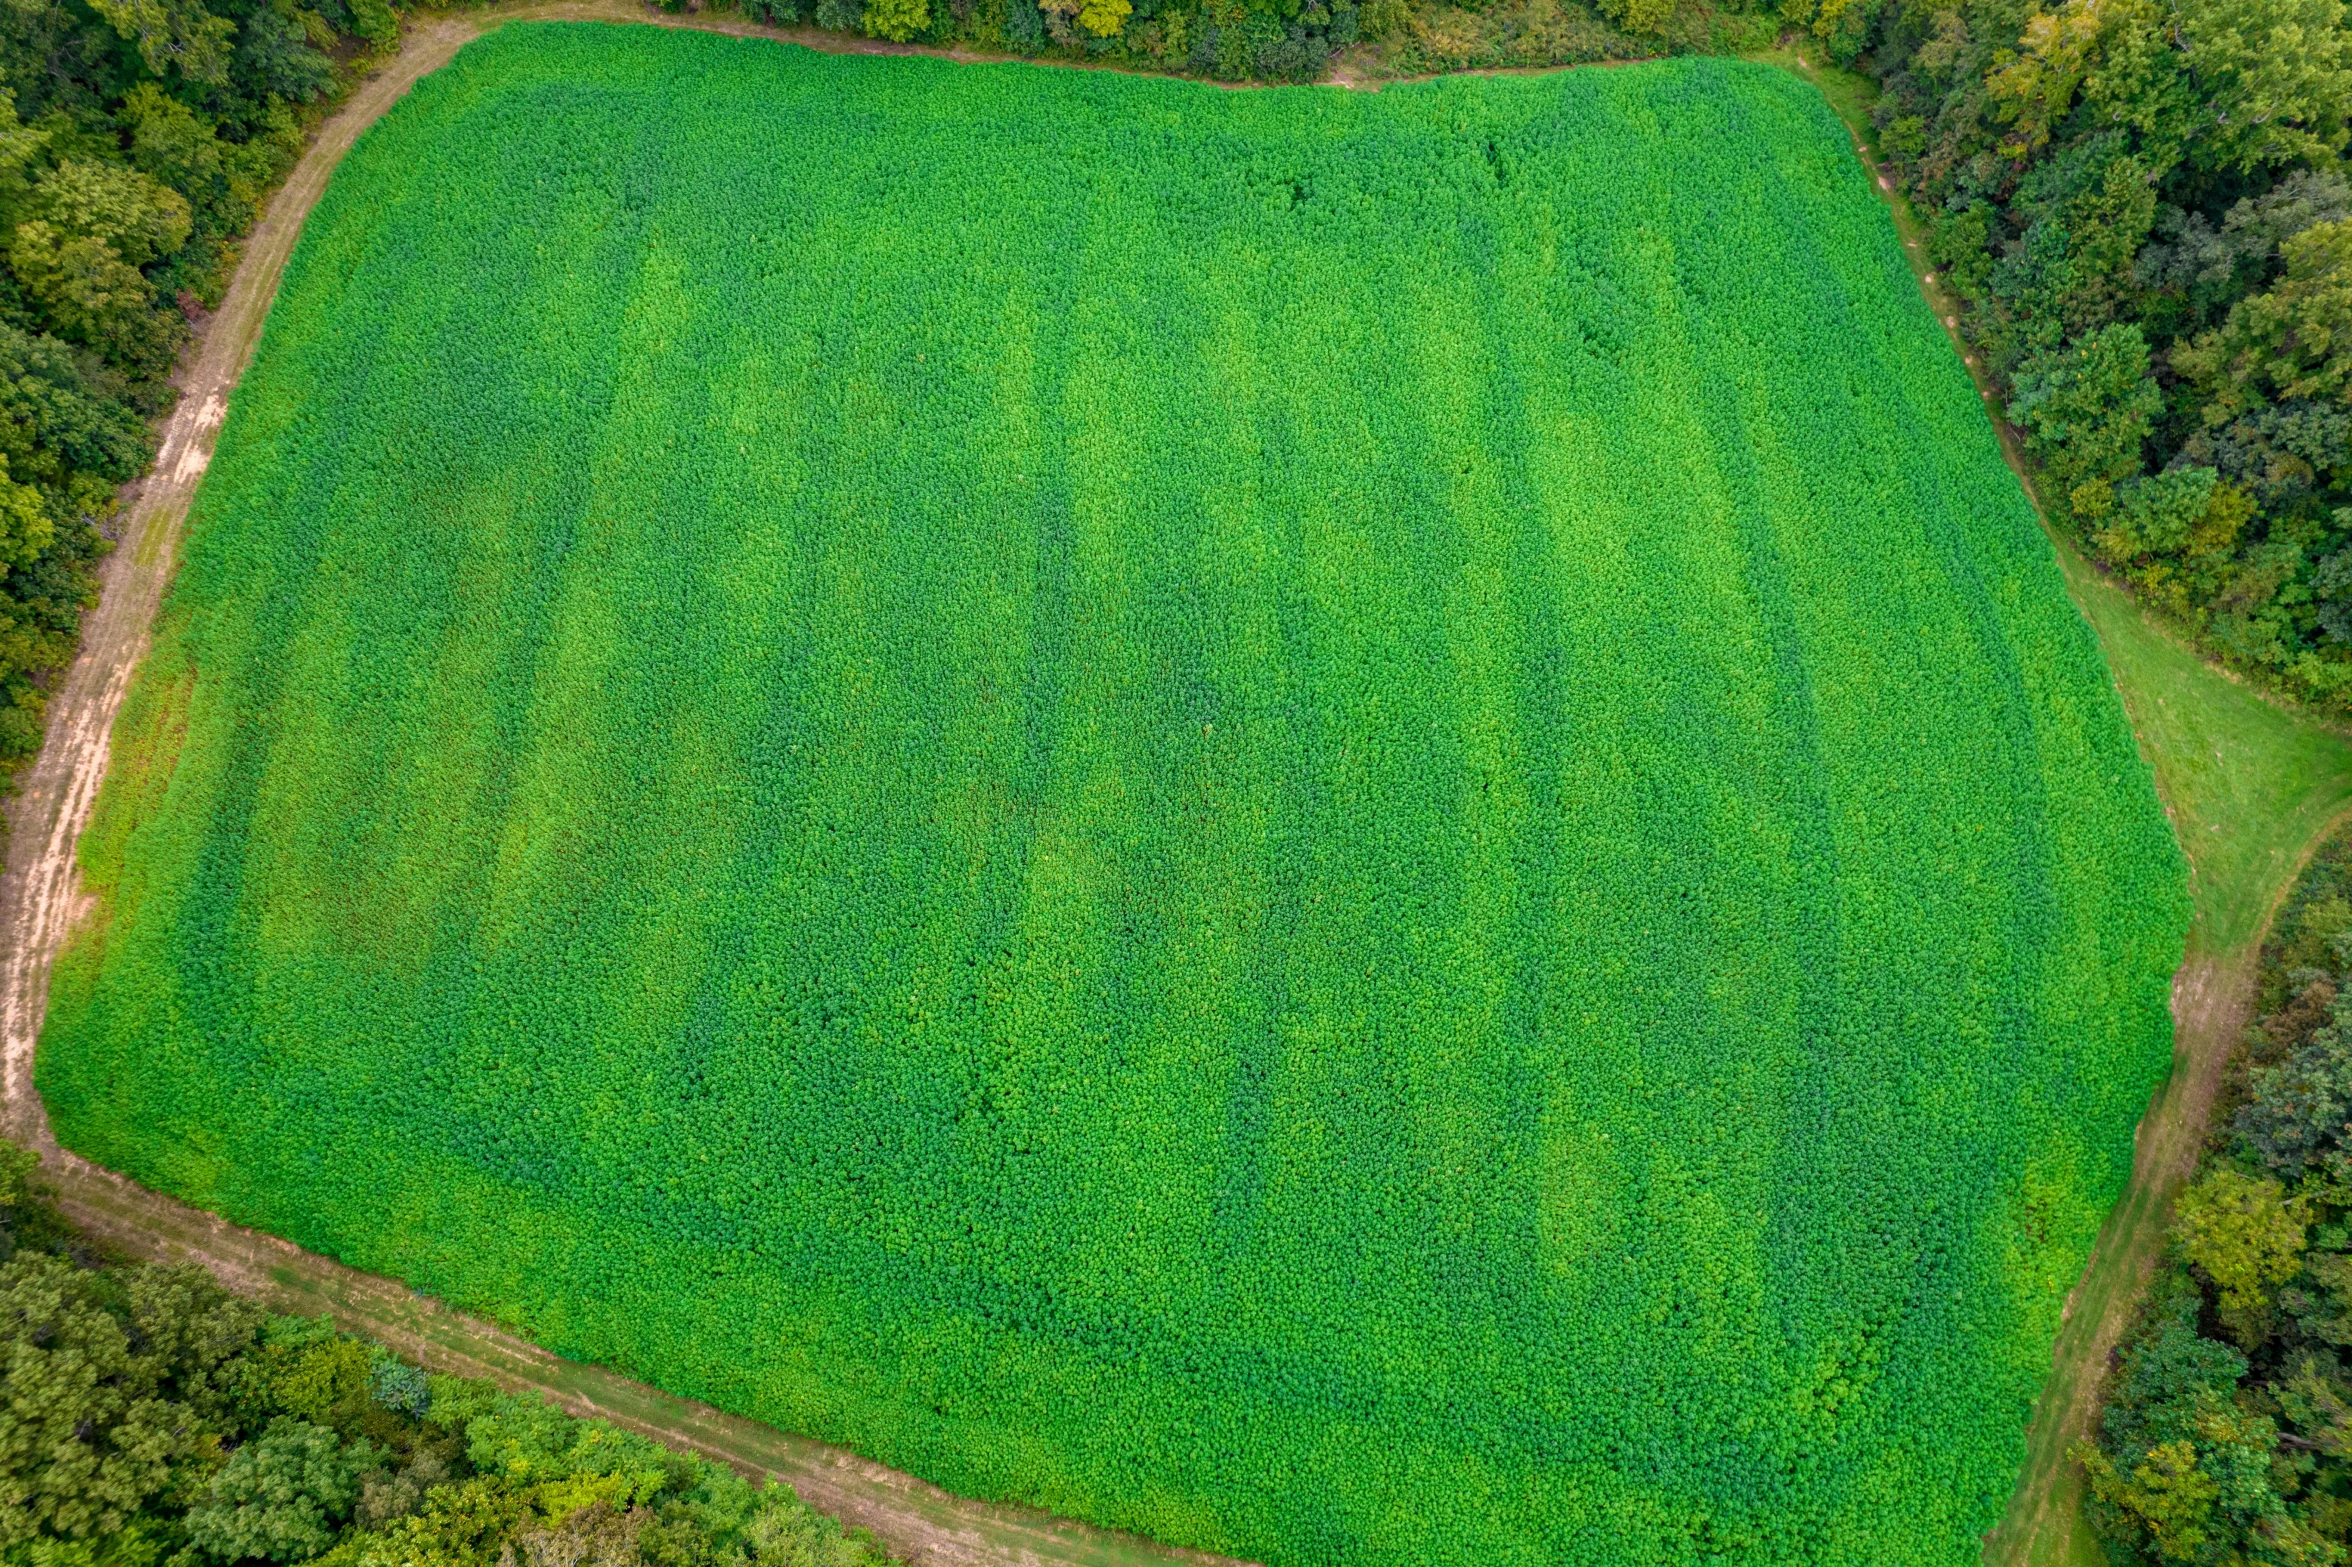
[1843,0,2352,712]
[0,1136,890,1567]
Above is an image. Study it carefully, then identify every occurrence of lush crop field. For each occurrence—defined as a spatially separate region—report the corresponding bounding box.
[41,25,2188,1566]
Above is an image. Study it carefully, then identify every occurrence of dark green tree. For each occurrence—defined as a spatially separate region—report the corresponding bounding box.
[185,1419,377,1565]
[0,1254,262,1545]
[2007,321,2165,518]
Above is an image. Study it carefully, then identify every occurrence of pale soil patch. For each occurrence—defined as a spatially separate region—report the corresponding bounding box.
[0,17,479,1158]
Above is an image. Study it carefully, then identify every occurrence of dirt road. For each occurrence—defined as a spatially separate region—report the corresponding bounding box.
[0,17,477,1161]
[1984,921,2306,1565]
[0,16,1243,1567]
[45,1156,1239,1567]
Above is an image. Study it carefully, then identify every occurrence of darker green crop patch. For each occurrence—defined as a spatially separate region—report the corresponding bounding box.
[40,25,2188,1566]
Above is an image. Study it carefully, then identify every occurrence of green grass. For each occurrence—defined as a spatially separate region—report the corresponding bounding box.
[2057,547,2352,959]
[41,26,2189,1566]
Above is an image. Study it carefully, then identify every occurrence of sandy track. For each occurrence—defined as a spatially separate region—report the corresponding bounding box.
[1982,817,2352,1567]
[0,16,479,1153]
[0,17,1242,1567]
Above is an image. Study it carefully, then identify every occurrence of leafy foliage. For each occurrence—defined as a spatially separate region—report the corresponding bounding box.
[1849,0,2352,708]
[2174,1170,2309,1312]
[0,1138,888,1567]
[0,0,388,785]
[2080,827,2352,1563]
[2008,320,2163,508]
[2073,1280,2308,1566]
[2235,988,2352,1178]
[2176,219,2352,420]
[740,0,1377,80]
[0,1252,256,1545]
[186,1419,377,1564]
[38,28,2190,1566]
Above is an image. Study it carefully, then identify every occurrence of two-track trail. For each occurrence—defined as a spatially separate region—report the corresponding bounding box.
[0,14,475,1145]
[0,16,1242,1567]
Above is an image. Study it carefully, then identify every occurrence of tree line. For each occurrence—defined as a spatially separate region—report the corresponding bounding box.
[1822,0,2352,707]
[0,0,386,784]
[2075,835,2352,1561]
[0,1138,892,1567]
[717,0,1380,81]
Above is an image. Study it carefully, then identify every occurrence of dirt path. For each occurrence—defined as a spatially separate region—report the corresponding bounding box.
[0,16,479,1154]
[1982,891,2318,1564]
[0,17,1243,1567]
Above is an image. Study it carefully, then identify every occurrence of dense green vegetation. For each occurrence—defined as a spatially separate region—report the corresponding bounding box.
[723,0,1393,83]
[0,1137,890,1567]
[0,0,386,778]
[2073,833,2352,1564]
[39,25,2190,1565]
[715,0,2352,704]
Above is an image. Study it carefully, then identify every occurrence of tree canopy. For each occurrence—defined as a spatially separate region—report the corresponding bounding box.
[1849,0,2352,705]
[0,1139,889,1567]
[0,0,382,783]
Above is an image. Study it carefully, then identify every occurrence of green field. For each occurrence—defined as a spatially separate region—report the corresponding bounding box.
[41,26,2190,1565]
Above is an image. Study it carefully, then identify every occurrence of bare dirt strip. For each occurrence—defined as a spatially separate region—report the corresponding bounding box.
[0,15,474,1151]
[0,16,1246,1567]
[1980,887,2331,1567]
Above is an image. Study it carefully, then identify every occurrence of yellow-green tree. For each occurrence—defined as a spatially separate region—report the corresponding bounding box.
[2173,1168,2308,1311]
[2175,218,2352,421]
[861,0,928,41]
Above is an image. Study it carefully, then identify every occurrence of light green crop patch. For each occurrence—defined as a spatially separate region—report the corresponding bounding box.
[41,24,2188,1566]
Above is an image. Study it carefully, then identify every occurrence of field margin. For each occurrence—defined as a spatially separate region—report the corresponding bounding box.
[1752,46,2352,1567]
